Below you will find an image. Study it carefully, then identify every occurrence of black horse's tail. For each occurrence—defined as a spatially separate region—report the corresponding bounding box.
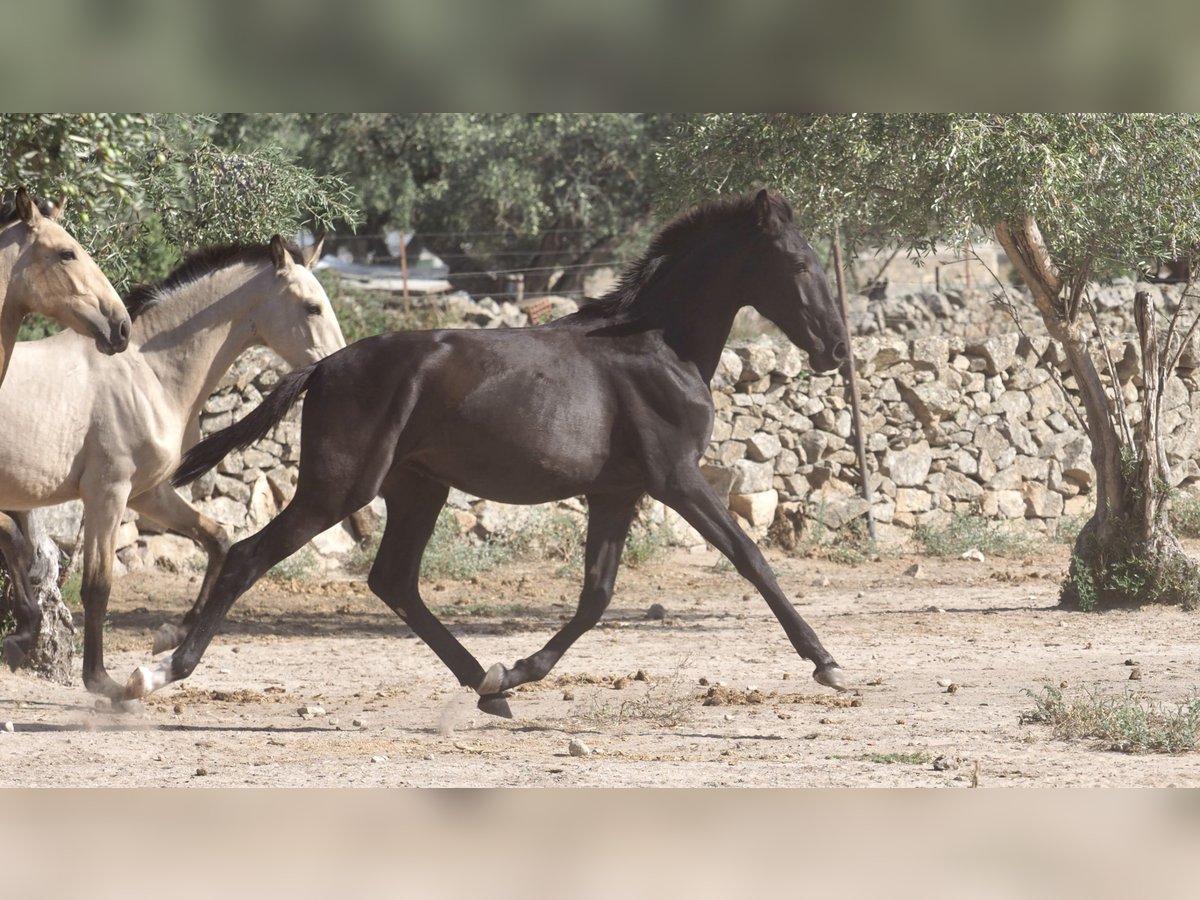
[172,364,319,488]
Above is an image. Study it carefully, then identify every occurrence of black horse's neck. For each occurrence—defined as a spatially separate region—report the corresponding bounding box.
[635,231,752,383]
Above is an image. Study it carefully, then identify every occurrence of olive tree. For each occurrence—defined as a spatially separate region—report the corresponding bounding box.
[661,113,1200,609]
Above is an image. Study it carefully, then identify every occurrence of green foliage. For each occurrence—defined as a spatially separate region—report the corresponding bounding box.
[1023,684,1200,753]
[266,548,318,582]
[789,512,874,566]
[419,511,513,582]
[2,114,359,294]
[622,521,670,569]
[1170,493,1200,539]
[319,273,459,343]
[915,512,1034,559]
[1063,545,1200,611]
[660,114,1200,285]
[224,113,675,293]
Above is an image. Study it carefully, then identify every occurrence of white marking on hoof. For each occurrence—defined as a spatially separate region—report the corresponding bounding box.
[814,666,849,692]
[477,662,506,696]
[125,661,171,700]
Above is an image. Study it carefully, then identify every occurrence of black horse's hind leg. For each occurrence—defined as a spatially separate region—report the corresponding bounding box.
[0,512,41,670]
[491,492,639,694]
[654,466,847,689]
[367,473,499,712]
[123,497,351,700]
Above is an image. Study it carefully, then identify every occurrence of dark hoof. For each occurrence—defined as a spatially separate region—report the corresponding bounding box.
[3,636,28,671]
[814,665,849,692]
[477,694,514,719]
[83,673,127,701]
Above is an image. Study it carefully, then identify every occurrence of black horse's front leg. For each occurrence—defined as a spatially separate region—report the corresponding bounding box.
[653,466,847,690]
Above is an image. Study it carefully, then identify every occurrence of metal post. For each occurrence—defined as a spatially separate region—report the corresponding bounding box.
[833,224,877,544]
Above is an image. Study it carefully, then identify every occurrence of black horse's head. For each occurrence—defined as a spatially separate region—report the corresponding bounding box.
[746,190,848,373]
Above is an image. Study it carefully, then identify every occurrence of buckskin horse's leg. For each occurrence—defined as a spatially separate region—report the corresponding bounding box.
[654,465,848,690]
[489,492,640,695]
[78,483,134,699]
[0,511,42,670]
[128,482,232,655]
[368,473,502,713]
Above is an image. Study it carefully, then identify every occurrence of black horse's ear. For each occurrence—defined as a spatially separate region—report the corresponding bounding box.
[754,189,793,234]
[269,234,292,273]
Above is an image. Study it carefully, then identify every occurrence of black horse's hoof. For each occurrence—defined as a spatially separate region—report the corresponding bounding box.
[814,665,849,692]
[477,694,514,719]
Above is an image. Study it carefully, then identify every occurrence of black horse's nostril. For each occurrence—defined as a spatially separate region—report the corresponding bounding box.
[832,341,848,362]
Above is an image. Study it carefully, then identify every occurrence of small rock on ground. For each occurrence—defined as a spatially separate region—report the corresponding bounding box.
[568,739,591,757]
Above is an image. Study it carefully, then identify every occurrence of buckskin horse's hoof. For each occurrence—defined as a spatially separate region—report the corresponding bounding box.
[477,694,514,719]
[814,665,849,692]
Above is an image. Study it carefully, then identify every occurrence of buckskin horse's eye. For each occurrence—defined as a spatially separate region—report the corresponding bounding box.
[58,249,77,262]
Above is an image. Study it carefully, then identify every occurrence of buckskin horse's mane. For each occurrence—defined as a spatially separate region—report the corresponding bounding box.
[578,194,762,320]
[124,242,305,322]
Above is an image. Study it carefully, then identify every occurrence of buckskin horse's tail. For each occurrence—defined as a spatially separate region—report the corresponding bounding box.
[172,364,318,488]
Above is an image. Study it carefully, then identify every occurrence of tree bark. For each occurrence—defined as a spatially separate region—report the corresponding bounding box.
[2,512,75,684]
[994,215,1200,608]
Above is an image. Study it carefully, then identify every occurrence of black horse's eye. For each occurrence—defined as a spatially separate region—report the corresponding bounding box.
[58,249,77,262]
[793,261,809,275]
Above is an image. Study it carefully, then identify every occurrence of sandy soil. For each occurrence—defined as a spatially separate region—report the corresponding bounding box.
[5,542,1200,787]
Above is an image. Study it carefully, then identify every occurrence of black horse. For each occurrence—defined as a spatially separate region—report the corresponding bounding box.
[125,190,851,717]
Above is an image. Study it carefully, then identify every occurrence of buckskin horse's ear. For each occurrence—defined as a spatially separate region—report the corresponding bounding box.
[303,231,325,270]
[754,189,793,234]
[15,187,41,228]
[269,234,292,273]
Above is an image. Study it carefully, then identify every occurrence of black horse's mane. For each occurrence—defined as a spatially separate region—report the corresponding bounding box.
[577,194,761,320]
[124,242,304,321]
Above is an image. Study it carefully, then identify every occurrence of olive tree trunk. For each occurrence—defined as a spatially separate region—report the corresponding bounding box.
[993,218,1200,609]
[0,512,75,683]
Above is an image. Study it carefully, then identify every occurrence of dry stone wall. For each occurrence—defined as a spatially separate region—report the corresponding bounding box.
[95,284,1200,569]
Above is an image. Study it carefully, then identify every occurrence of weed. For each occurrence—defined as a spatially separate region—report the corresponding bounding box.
[1055,514,1088,546]
[1064,547,1200,611]
[266,547,318,582]
[623,520,670,568]
[915,512,1034,558]
[419,511,513,582]
[860,751,934,765]
[1022,684,1200,753]
[571,665,694,729]
[60,571,83,610]
[791,512,874,565]
[1170,493,1200,539]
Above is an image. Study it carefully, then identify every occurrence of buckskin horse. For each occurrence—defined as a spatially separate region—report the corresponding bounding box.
[1,188,130,385]
[128,190,852,717]
[0,237,344,696]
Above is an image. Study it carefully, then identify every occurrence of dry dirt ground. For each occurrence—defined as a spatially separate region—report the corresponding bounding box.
[6,541,1200,787]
